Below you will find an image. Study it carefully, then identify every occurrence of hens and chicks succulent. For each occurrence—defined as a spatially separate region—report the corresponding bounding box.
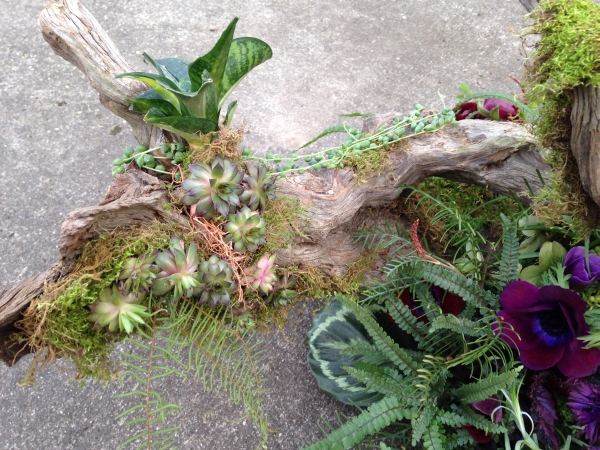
[89,156,290,334]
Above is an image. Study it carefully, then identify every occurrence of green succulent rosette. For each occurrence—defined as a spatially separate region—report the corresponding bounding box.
[88,285,151,334]
[224,206,266,252]
[182,156,243,219]
[152,235,201,300]
[195,255,237,307]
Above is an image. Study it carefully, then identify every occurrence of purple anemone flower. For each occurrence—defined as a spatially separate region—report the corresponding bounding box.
[495,281,600,377]
[567,382,600,445]
[564,247,600,291]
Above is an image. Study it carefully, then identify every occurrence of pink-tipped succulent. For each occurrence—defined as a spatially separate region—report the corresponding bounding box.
[152,235,201,300]
[239,162,277,211]
[181,156,243,218]
[118,252,159,292]
[245,253,277,295]
[88,285,151,334]
[195,255,238,307]
[224,206,266,252]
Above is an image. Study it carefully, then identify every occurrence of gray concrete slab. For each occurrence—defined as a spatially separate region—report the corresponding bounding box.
[0,0,530,448]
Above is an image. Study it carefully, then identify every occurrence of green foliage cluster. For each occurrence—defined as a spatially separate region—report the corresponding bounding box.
[117,18,272,145]
[522,0,600,237]
[19,222,190,380]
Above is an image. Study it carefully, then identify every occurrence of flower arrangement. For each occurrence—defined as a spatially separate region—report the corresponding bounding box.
[305,200,600,449]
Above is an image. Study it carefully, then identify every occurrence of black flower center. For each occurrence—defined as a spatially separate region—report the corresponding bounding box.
[538,310,570,338]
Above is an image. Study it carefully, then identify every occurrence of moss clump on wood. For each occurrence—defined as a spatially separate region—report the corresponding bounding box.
[15,221,197,380]
[523,0,600,236]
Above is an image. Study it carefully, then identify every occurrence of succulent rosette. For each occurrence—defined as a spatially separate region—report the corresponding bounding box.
[564,246,600,291]
[195,255,237,307]
[118,252,158,292]
[244,253,277,295]
[224,206,266,252]
[182,156,243,218]
[88,285,151,334]
[152,235,201,300]
[239,162,277,211]
[494,281,600,377]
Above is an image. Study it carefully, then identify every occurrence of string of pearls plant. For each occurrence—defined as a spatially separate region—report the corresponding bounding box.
[241,104,458,175]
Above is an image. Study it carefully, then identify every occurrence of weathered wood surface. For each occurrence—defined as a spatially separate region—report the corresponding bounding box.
[0,0,552,334]
[38,0,167,147]
[571,85,600,206]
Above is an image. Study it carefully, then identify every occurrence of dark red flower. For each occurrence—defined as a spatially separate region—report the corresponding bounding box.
[564,246,600,291]
[456,101,481,121]
[494,281,600,377]
[397,286,465,324]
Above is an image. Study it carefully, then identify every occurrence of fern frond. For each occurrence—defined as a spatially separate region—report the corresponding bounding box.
[385,298,428,344]
[498,214,520,289]
[354,223,414,255]
[418,262,499,312]
[428,315,486,337]
[344,364,423,407]
[454,367,522,404]
[452,404,506,434]
[436,410,468,427]
[445,427,475,449]
[411,403,435,445]
[422,419,445,450]
[340,296,420,374]
[301,396,411,450]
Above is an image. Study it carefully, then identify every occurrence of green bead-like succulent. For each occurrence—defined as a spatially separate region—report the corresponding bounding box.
[195,255,237,307]
[182,156,243,218]
[152,235,201,300]
[224,206,266,252]
[239,162,277,211]
[118,252,159,292]
[88,285,151,334]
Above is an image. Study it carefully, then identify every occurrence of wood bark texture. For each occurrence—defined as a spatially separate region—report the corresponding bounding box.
[0,0,553,341]
[571,85,600,206]
[38,0,167,147]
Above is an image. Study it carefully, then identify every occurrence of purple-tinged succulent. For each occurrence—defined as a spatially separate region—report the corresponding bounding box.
[494,281,600,377]
[244,253,277,295]
[195,255,237,307]
[152,235,201,300]
[239,162,277,211]
[182,156,243,219]
[88,285,151,334]
[118,252,159,292]
[564,247,600,291]
[567,382,600,446]
[224,206,266,252]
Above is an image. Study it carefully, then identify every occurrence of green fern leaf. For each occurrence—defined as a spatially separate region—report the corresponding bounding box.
[422,419,445,450]
[411,403,436,445]
[301,396,411,450]
[445,428,475,449]
[498,214,520,289]
[385,297,428,344]
[454,367,522,404]
[428,315,486,337]
[435,410,468,427]
[453,404,506,434]
[344,364,423,407]
[340,296,420,374]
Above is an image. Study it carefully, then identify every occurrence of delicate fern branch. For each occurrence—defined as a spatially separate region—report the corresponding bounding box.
[453,367,522,404]
[498,214,520,289]
[301,396,411,450]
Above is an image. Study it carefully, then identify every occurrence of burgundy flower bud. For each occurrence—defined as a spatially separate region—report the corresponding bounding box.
[455,101,480,121]
[482,98,519,121]
[564,246,600,291]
